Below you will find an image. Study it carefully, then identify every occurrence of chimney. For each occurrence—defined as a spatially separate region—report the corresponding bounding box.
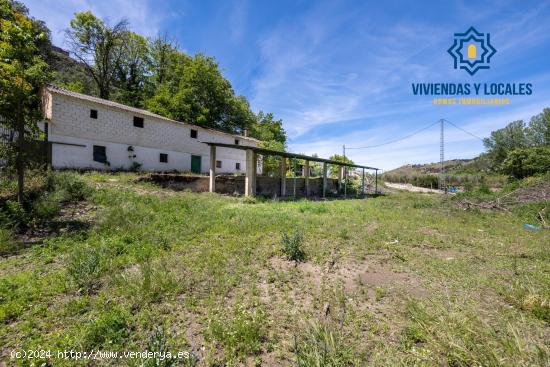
[243,129,249,137]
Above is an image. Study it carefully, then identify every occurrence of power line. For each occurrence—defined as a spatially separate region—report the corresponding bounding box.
[346,120,441,149]
[443,119,485,142]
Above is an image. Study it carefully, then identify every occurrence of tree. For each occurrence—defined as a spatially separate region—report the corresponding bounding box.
[149,33,179,87]
[250,111,286,145]
[146,53,255,132]
[328,154,354,178]
[483,120,528,169]
[65,11,128,99]
[526,108,550,147]
[114,32,150,107]
[0,0,51,203]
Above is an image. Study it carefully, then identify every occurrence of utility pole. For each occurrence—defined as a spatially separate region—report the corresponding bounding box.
[439,119,445,193]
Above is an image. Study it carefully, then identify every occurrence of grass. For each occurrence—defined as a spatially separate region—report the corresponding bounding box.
[0,171,549,366]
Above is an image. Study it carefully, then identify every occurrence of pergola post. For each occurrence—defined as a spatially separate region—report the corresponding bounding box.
[245,149,256,196]
[361,167,365,196]
[322,162,327,198]
[209,145,216,193]
[304,160,310,197]
[280,158,286,197]
[337,165,343,193]
[375,169,378,194]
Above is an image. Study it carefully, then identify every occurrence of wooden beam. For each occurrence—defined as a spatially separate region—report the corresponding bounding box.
[209,145,216,193]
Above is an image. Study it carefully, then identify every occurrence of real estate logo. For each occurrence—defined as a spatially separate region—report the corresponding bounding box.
[447,26,496,76]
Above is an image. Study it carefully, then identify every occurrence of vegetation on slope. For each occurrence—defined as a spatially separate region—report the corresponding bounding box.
[1,172,549,366]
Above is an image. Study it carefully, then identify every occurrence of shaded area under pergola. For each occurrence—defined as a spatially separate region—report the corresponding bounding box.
[203,142,380,198]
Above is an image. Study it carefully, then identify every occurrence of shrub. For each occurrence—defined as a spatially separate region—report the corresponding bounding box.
[32,191,63,220]
[67,245,104,294]
[0,227,18,256]
[281,229,305,262]
[46,171,90,203]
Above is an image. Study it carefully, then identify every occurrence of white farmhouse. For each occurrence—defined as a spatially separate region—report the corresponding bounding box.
[40,85,258,173]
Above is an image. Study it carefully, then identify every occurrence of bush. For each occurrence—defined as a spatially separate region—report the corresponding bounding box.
[0,227,18,256]
[46,171,90,203]
[281,229,305,262]
[32,191,63,220]
[501,146,550,178]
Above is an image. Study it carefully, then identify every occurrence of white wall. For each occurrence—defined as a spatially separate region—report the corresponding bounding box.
[46,92,256,173]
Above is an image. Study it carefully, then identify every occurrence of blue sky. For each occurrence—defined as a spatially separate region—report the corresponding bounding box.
[24,0,550,170]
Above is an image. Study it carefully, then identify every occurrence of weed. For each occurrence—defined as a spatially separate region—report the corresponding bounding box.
[82,306,131,348]
[293,320,354,366]
[281,229,305,262]
[66,245,104,294]
[205,302,266,362]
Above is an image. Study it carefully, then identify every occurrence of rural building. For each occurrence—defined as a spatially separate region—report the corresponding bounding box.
[39,86,259,173]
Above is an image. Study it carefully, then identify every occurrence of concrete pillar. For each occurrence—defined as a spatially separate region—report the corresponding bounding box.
[322,162,327,198]
[375,169,378,194]
[304,160,310,197]
[280,158,286,197]
[337,166,343,193]
[361,168,365,196]
[209,145,216,193]
[245,149,256,196]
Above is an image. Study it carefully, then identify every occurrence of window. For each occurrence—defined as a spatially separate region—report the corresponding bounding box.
[90,109,98,119]
[216,160,222,168]
[133,116,144,128]
[160,153,168,163]
[235,162,241,170]
[190,129,198,139]
[93,145,107,163]
[234,139,240,145]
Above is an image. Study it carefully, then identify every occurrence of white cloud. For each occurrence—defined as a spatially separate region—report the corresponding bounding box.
[24,0,167,46]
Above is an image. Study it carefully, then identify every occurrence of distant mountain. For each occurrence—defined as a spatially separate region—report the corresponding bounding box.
[385,155,491,177]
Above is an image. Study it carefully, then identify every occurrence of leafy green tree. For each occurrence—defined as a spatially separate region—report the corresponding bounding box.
[483,120,528,168]
[250,111,286,145]
[149,33,179,87]
[328,154,354,178]
[65,11,128,99]
[526,108,550,146]
[0,0,51,203]
[501,146,550,178]
[147,53,255,132]
[114,32,150,107]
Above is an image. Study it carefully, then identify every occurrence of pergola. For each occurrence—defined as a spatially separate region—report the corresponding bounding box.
[203,142,380,197]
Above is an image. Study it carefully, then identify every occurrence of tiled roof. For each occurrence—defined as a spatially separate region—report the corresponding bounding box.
[45,85,259,142]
